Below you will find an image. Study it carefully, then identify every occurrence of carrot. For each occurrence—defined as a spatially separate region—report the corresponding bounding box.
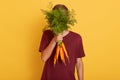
[62,42,69,58]
[59,47,66,65]
[54,46,60,65]
[62,42,70,63]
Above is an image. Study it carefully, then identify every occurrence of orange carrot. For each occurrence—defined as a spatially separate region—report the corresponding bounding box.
[59,47,66,65]
[54,46,60,65]
[62,42,69,59]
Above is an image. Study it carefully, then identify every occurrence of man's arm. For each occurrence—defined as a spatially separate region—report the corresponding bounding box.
[76,58,84,80]
[41,35,63,62]
[41,37,56,62]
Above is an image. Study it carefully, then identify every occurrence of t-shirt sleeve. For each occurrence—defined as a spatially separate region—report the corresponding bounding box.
[39,30,53,52]
[75,35,85,58]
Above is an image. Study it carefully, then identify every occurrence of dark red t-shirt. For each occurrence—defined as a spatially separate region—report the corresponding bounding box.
[39,30,85,80]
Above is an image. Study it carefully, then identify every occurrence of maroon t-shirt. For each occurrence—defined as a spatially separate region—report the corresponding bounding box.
[39,30,85,80]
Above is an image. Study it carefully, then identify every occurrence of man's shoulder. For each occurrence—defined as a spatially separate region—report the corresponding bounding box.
[43,30,53,34]
[70,31,82,39]
[43,29,51,33]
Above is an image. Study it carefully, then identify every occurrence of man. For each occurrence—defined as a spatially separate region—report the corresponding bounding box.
[39,4,85,80]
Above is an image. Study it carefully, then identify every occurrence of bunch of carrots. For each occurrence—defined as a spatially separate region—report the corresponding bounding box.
[54,41,69,65]
[41,4,76,65]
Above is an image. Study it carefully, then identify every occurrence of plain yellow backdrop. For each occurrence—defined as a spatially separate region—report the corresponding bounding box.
[0,0,120,80]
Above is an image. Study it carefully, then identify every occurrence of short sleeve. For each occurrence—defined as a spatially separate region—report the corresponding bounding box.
[75,35,85,58]
[39,30,53,52]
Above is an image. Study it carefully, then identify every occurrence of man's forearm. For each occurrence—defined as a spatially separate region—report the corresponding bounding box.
[77,65,83,80]
[76,58,84,80]
[41,38,56,62]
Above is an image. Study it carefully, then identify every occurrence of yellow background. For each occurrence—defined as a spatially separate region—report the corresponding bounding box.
[0,0,120,80]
